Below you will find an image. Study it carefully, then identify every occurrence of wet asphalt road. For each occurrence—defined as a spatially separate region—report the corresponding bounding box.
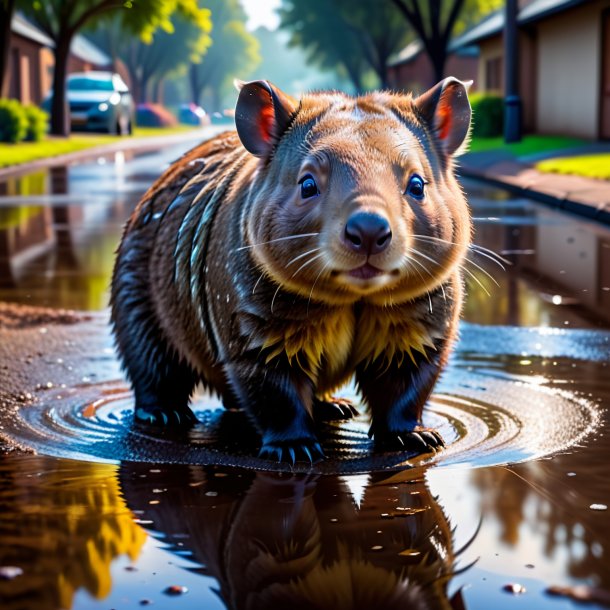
[0,129,609,610]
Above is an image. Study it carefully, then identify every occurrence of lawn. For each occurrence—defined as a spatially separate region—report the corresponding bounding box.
[0,125,199,168]
[468,134,587,156]
[535,154,610,180]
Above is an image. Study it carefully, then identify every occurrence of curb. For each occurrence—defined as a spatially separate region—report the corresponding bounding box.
[459,166,610,226]
[0,127,224,181]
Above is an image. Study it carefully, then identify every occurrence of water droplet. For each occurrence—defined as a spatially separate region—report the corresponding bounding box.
[164,585,188,596]
[503,583,526,594]
[371,545,383,551]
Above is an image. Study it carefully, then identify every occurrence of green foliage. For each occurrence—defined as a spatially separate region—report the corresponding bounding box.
[246,26,346,94]
[470,93,503,137]
[189,0,260,110]
[279,0,410,91]
[0,99,27,143]
[537,154,610,180]
[23,105,48,141]
[20,0,212,134]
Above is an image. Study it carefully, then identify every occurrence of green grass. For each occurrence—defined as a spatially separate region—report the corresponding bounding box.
[468,135,587,156]
[0,126,199,168]
[536,154,610,180]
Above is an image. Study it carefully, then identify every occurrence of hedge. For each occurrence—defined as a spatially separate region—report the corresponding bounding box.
[0,99,48,143]
[469,93,504,138]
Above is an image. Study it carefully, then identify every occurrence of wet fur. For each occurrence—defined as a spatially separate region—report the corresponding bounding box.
[111,85,471,461]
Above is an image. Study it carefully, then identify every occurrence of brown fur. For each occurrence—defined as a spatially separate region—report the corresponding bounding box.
[110,78,472,462]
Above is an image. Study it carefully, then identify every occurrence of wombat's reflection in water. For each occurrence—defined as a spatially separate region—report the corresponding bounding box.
[119,463,473,610]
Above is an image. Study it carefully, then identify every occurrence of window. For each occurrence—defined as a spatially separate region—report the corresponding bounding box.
[485,56,503,92]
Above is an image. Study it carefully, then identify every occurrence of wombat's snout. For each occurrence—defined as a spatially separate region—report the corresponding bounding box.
[343,212,392,256]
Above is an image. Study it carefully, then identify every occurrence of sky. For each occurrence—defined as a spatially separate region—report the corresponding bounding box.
[241,0,281,31]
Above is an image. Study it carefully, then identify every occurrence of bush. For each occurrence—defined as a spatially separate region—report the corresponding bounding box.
[22,105,48,141]
[0,99,28,143]
[135,103,177,128]
[470,93,504,138]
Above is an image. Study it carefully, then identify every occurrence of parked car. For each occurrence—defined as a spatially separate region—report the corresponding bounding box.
[177,103,210,126]
[42,72,134,135]
[135,103,177,128]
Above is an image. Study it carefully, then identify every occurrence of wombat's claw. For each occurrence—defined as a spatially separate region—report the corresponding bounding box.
[313,397,359,421]
[258,441,324,465]
[134,405,198,430]
[375,428,445,454]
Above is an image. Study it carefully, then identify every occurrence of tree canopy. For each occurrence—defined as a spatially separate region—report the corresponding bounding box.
[389,0,502,82]
[17,0,211,134]
[90,2,212,103]
[188,0,259,111]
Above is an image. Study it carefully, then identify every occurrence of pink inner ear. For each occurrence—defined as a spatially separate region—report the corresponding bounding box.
[436,96,452,141]
[259,104,275,143]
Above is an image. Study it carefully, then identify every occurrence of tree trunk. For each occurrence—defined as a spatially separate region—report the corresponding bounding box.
[211,88,222,113]
[50,35,72,137]
[152,77,163,104]
[344,64,363,94]
[136,74,150,104]
[0,0,15,98]
[429,45,447,83]
[189,64,202,106]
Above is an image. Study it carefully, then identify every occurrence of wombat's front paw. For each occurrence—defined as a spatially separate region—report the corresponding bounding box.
[374,427,445,454]
[134,405,198,430]
[313,396,359,421]
[258,439,325,465]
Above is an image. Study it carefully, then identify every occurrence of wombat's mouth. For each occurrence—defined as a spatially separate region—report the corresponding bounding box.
[347,263,384,280]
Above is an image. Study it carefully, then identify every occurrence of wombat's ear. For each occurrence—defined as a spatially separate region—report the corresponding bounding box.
[235,80,298,158]
[415,77,472,157]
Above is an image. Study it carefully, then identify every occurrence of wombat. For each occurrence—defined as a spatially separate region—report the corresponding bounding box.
[110,77,472,464]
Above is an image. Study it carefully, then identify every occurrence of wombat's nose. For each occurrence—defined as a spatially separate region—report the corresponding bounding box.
[344,212,392,255]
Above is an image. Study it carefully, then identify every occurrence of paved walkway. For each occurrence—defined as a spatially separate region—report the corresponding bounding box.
[460,144,610,225]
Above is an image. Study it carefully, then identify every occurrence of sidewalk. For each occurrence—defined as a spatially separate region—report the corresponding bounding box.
[0,126,222,180]
[459,143,610,225]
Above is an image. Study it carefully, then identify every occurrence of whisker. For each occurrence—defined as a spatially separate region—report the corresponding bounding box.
[407,247,447,302]
[412,234,511,267]
[307,261,330,315]
[252,272,264,295]
[470,243,512,266]
[286,247,321,267]
[290,252,325,279]
[464,257,500,287]
[235,232,319,251]
[270,283,282,314]
[405,252,433,313]
[462,265,491,297]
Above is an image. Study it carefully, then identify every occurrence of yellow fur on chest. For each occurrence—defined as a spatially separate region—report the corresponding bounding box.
[262,306,438,389]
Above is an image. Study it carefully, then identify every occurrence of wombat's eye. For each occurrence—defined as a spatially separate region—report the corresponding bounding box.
[406,174,425,199]
[299,174,319,199]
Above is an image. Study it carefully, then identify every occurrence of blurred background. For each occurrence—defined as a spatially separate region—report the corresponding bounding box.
[2,0,606,143]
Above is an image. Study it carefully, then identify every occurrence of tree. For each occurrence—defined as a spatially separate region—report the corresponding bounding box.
[90,6,211,103]
[188,0,259,111]
[19,0,210,136]
[389,0,502,82]
[334,0,412,88]
[279,0,411,92]
[279,0,369,93]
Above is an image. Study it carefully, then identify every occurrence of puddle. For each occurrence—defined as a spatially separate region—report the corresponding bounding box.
[0,142,609,609]
[1,343,602,474]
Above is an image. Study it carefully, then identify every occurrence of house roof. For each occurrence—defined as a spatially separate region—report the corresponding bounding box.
[70,35,111,67]
[11,13,111,67]
[451,0,590,48]
[388,40,423,67]
[388,38,479,68]
[11,13,54,47]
